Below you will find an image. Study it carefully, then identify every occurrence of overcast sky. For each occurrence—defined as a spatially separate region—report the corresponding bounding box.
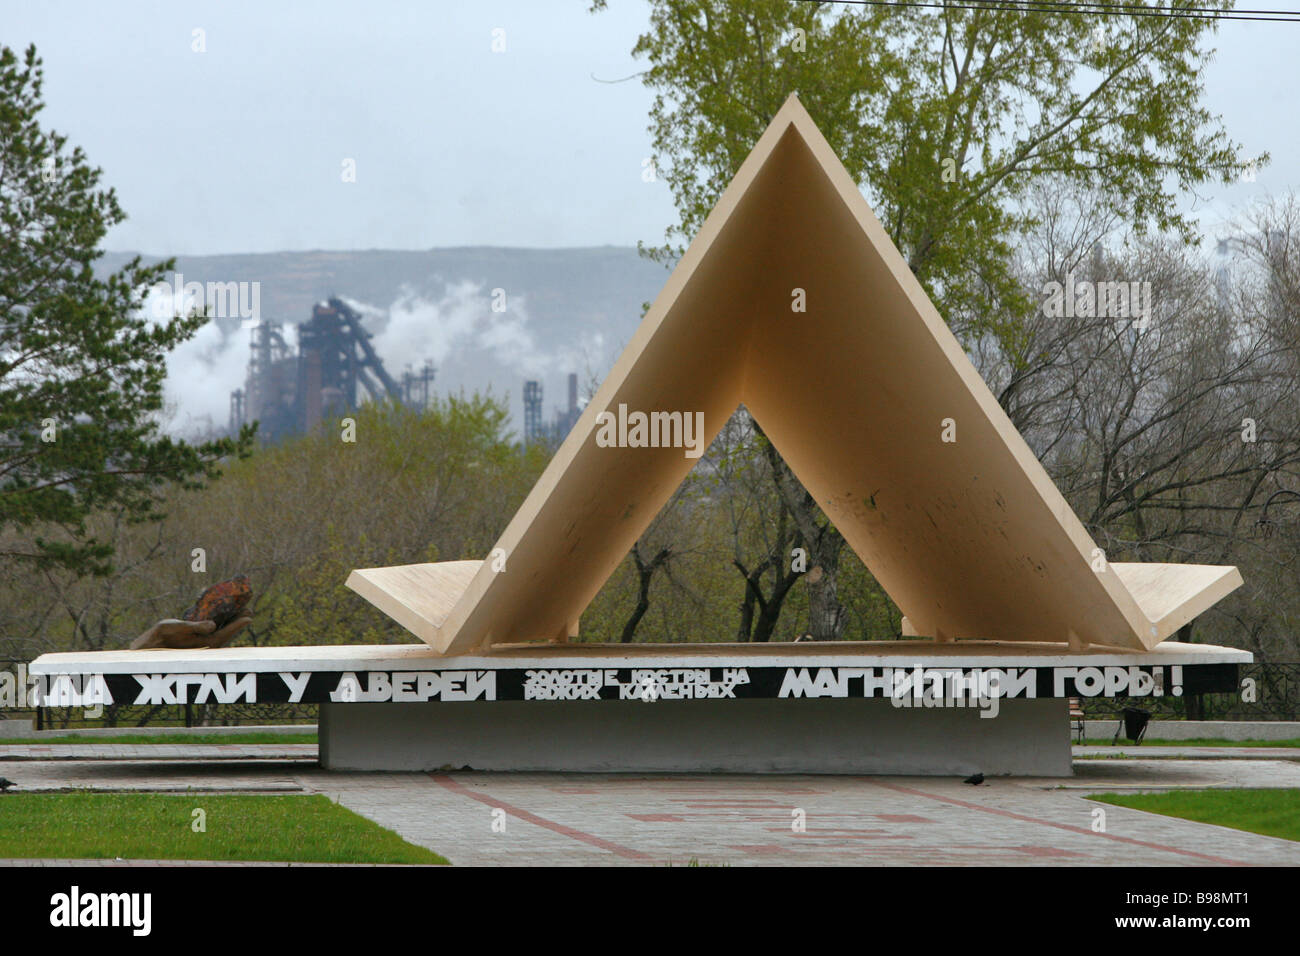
[5,0,1295,256]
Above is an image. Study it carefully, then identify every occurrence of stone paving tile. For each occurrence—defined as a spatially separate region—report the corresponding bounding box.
[0,758,305,792]
[1075,746,1300,761]
[0,744,316,761]
[289,761,1300,867]
[1043,758,1300,789]
[5,742,1289,763]
[0,859,426,867]
[3,756,1297,867]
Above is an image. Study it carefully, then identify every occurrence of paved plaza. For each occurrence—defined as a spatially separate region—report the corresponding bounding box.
[1,743,1297,866]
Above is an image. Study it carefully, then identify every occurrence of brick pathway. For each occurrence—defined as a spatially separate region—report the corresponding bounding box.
[0,743,316,761]
[0,858,417,866]
[3,749,1298,866]
[0,757,304,792]
[4,742,1293,762]
[1076,745,1300,761]
[304,765,1300,866]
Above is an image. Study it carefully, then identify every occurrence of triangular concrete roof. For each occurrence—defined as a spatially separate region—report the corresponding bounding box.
[347,95,1241,655]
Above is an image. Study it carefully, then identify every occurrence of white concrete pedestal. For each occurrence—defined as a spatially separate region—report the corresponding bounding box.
[318,696,1073,776]
[30,640,1249,777]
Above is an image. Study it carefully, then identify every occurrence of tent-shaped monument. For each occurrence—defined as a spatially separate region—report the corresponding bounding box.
[347,94,1242,656]
[31,96,1252,776]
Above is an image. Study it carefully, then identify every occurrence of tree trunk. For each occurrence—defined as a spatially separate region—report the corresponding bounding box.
[806,546,847,641]
[619,541,671,644]
[734,557,769,642]
[751,565,801,642]
[733,519,803,642]
[758,428,847,640]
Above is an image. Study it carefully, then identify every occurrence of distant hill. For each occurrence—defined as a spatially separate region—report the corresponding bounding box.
[98,247,670,437]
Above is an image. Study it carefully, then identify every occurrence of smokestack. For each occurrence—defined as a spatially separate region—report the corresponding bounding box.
[524,380,543,445]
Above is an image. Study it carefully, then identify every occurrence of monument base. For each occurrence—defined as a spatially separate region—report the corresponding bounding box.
[318,696,1073,776]
[30,640,1247,777]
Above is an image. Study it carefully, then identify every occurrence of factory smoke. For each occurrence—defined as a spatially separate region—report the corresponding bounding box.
[141,282,249,437]
[151,279,612,440]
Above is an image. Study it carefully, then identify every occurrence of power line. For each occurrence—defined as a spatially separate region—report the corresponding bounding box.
[799,0,1300,19]
[791,0,1300,23]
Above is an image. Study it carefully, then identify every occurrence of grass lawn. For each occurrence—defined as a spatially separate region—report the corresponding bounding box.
[1090,789,1300,843]
[0,793,446,863]
[1081,738,1300,748]
[0,732,316,745]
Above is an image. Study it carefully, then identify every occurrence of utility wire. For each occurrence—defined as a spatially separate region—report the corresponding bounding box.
[792,0,1300,23]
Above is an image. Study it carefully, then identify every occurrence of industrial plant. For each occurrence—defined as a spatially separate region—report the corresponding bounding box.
[229,295,583,449]
[523,372,582,448]
[228,297,435,444]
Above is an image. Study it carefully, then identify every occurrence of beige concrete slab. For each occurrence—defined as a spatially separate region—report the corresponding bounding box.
[1109,563,1243,635]
[344,560,481,644]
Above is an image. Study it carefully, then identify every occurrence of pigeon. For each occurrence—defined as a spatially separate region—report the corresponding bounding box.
[0,778,16,792]
[963,773,985,786]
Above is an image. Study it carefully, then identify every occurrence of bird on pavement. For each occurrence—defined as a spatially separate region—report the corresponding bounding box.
[0,778,16,792]
[963,773,985,786]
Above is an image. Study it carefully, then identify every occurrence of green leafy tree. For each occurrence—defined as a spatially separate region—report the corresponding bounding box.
[598,0,1252,338]
[0,44,254,575]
